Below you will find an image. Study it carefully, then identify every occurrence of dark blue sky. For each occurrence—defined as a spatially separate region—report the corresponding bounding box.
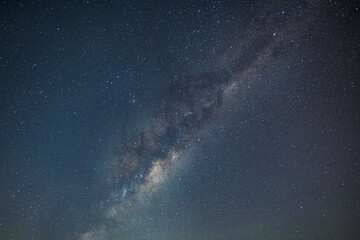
[0,0,359,239]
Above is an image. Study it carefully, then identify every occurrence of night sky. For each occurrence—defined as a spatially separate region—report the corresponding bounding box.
[1,0,360,240]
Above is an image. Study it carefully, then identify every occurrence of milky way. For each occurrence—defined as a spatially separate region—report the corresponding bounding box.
[77,2,324,239]
[1,0,358,239]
